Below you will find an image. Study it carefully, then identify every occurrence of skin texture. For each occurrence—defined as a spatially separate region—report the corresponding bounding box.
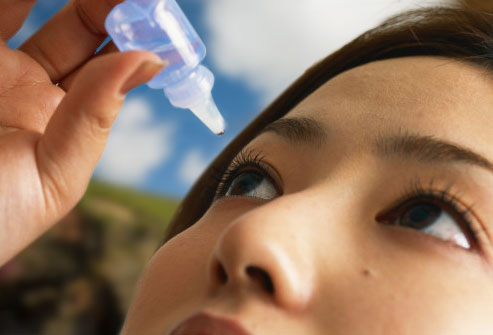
[0,0,165,264]
[123,57,493,334]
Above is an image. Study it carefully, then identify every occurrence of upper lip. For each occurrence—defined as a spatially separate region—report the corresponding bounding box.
[170,312,251,335]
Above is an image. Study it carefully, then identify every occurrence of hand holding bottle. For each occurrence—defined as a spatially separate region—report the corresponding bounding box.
[0,0,165,265]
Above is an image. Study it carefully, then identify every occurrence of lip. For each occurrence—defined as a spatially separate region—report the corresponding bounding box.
[170,312,251,335]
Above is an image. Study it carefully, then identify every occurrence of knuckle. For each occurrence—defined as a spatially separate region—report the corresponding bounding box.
[73,106,114,137]
[89,111,114,132]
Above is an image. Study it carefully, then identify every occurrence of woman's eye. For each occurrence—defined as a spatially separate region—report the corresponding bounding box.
[224,170,279,200]
[379,201,471,249]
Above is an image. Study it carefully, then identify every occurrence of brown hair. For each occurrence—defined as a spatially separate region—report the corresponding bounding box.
[163,5,493,242]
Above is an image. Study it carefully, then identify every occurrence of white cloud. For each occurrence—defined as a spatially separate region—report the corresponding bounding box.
[204,0,452,103]
[179,149,210,185]
[96,97,176,185]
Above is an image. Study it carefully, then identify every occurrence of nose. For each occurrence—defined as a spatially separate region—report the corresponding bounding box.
[208,197,314,311]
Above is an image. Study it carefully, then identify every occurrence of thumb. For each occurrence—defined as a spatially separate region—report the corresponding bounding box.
[37,50,166,214]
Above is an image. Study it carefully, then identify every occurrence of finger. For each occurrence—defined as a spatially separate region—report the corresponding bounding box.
[0,48,64,133]
[20,0,121,82]
[36,50,165,215]
[0,0,38,41]
[59,41,118,91]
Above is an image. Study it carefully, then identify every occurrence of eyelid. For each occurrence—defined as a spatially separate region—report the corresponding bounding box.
[247,148,284,189]
[375,179,482,252]
[381,196,474,242]
[214,148,284,200]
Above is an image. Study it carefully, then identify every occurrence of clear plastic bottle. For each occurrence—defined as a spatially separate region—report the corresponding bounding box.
[105,0,225,135]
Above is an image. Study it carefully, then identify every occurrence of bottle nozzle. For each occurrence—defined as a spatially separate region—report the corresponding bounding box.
[189,96,226,135]
[163,65,225,135]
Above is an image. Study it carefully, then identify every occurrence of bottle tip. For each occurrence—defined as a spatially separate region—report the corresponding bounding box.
[189,97,226,135]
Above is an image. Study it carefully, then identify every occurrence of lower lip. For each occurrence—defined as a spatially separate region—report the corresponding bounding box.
[170,313,250,335]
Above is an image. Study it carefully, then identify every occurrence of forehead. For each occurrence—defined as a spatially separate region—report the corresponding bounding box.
[287,56,493,156]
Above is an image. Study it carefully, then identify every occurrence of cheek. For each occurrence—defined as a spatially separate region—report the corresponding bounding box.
[124,222,219,333]
[310,227,493,334]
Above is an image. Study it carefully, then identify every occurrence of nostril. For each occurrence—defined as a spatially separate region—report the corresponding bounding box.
[246,266,274,294]
[215,261,228,284]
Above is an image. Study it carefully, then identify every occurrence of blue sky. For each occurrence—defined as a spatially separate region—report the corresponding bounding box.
[8,0,446,197]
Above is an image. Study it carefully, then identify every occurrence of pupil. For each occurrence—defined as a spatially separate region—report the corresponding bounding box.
[402,202,441,229]
[230,172,262,195]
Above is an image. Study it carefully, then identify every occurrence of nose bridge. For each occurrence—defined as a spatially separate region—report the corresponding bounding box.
[210,193,316,311]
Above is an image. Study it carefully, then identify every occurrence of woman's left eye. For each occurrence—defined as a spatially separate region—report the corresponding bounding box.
[224,170,279,200]
[377,199,472,249]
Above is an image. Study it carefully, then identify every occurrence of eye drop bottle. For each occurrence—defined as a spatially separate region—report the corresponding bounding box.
[105,0,225,135]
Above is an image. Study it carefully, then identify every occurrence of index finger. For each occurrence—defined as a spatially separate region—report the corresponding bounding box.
[19,0,121,83]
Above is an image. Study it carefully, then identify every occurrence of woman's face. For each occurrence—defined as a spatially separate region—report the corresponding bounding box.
[123,56,493,334]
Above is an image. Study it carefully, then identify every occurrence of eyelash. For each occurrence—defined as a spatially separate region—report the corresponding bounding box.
[377,177,479,248]
[213,149,270,200]
[211,150,480,248]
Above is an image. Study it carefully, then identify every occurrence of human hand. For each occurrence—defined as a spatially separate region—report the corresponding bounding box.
[0,0,166,265]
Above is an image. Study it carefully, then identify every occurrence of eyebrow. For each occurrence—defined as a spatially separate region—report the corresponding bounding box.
[261,116,328,146]
[258,116,493,173]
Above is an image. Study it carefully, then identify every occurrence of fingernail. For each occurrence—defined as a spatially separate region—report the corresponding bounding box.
[120,59,168,94]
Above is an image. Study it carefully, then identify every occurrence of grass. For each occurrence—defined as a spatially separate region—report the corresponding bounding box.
[79,179,180,225]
